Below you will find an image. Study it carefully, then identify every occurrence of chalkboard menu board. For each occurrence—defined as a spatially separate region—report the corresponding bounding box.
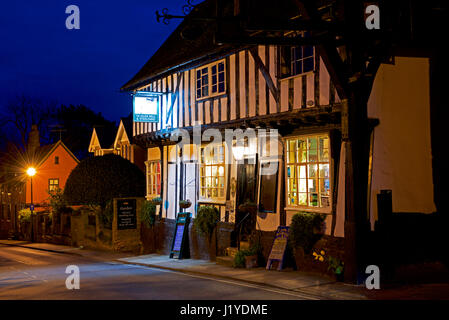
[172,224,185,252]
[170,213,190,259]
[117,199,137,230]
[266,226,290,270]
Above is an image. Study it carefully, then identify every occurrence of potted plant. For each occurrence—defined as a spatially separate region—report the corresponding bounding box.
[150,197,163,206]
[194,206,219,260]
[289,212,326,270]
[140,200,157,252]
[238,201,257,213]
[233,242,261,268]
[327,256,344,281]
[179,199,192,209]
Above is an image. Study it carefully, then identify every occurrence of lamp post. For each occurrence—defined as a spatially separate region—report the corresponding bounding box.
[27,167,36,242]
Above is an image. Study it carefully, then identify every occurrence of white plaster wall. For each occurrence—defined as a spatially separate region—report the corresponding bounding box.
[368,57,436,228]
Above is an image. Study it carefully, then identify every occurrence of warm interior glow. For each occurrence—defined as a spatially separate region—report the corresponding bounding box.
[27,167,36,177]
[232,145,245,160]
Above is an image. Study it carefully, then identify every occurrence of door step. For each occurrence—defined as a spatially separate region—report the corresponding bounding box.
[226,247,239,258]
[216,256,234,267]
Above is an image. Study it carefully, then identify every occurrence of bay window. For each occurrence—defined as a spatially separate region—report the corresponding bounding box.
[286,134,331,209]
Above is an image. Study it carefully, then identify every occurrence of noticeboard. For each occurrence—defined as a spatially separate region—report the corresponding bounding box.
[170,212,191,259]
[266,226,290,271]
[117,199,137,230]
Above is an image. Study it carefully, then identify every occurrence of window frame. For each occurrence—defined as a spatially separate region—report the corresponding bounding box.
[280,32,316,79]
[284,133,332,213]
[145,160,161,199]
[54,156,59,165]
[48,178,60,193]
[195,60,226,100]
[199,143,227,202]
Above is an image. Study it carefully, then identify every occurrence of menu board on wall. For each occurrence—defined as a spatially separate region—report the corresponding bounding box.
[117,199,137,230]
[266,226,290,271]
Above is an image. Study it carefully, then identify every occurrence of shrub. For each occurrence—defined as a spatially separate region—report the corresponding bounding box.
[47,187,67,214]
[233,250,248,268]
[289,212,326,253]
[140,201,156,228]
[194,206,219,241]
[64,154,145,208]
[18,208,33,223]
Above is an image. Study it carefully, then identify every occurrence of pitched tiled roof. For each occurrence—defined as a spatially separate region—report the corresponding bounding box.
[35,140,80,167]
[34,143,57,164]
[121,0,238,91]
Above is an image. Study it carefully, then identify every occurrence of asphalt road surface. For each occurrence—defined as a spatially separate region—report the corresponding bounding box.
[0,243,316,300]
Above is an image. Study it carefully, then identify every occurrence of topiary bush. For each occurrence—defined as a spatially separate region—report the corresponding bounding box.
[140,200,156,228]
[194,205,219,241]
[289,212,326,253]
[64,154,145,208]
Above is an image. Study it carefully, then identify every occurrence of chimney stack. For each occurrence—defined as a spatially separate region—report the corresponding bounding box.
[27,124,40,154]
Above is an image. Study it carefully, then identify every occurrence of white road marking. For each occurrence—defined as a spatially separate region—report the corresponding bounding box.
[119,263,322,300]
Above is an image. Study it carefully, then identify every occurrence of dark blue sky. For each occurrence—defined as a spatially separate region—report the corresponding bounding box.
[0,0,186,122]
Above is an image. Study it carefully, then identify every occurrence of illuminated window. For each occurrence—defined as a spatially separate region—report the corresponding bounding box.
[146,161,161,197]
[48,179,59,192]
[196,60,226,99]
[200,145,226,200]
[285,134,330,209]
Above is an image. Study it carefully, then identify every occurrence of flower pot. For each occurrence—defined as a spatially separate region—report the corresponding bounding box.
[335,272,344,282]
[179,200,192,209]
[150,199,163,206]
[245,255,258,269]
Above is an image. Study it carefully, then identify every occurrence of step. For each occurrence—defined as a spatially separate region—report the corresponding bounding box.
[216,256,234,267]
[226,247,239,258]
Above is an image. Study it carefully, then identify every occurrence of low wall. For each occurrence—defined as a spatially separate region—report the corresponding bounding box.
[256,230,345,276]
[71,207,112,250]
[141,219,233,260]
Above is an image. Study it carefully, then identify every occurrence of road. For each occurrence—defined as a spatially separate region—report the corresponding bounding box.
[0,243,314,300]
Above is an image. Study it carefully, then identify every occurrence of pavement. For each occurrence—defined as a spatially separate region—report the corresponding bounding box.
[1,240,448,300]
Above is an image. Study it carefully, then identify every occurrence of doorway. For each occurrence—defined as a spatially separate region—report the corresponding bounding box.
[234,159,258,244]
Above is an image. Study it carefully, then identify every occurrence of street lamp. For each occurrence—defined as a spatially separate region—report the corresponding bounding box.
[27,167,36,242]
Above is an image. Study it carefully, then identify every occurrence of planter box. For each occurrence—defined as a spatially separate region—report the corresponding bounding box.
[245,255,258,269]
[292,236,345,280]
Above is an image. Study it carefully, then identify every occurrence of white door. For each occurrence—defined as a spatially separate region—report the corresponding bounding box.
[184,162,198,217]
[167,163,177,220]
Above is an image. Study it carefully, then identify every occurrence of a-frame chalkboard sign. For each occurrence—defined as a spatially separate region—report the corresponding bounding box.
[170,212,191,259]
[266,226,290,271]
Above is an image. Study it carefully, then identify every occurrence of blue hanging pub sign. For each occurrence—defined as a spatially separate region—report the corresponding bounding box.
[133,91,163,123]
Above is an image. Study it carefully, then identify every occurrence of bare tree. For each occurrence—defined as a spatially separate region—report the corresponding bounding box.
[0,95,57,151]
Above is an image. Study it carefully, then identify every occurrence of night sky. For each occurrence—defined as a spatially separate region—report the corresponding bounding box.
[0,0,187,122]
